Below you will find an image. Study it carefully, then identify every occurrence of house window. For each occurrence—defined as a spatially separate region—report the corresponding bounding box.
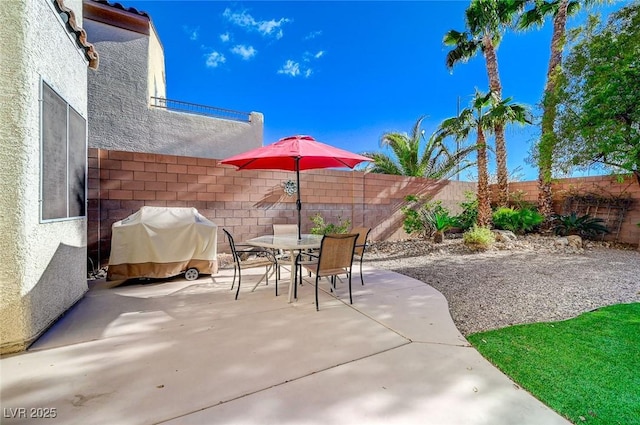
[41,81,86,221]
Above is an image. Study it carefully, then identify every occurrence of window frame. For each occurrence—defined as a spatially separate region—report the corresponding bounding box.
[40,79,87,223]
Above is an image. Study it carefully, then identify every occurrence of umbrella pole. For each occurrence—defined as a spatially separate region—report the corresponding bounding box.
[296,158,302,240]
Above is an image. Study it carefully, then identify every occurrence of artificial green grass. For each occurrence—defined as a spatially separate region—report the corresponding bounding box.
[467,303,640,425]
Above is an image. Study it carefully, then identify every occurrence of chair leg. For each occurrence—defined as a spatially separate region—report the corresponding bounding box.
[231,264,238,290]
[315,275,320,311]
[235,267,242,300]
[359,255,365,285]
[348,269,353,304]
[295,253,304,288]
[297,253,304,286]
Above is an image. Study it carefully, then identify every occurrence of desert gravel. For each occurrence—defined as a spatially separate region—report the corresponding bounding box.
[366,235,640,335]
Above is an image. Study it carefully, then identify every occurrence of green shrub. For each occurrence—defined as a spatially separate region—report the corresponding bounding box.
[454,191,478,231]
[552,213,609,238]
[401,207,425,236]
[492,207,518,232]
[310,213,351,235]
[463,225,495,250]
[426,210,457,232]
[492,207,543,234]
[401,197,450,239]
[425,210,457,243]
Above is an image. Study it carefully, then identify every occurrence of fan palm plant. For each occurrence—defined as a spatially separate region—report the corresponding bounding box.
[363,115,476,180]
[516,0,598,224]
[439,90,531,227]
[444,0,526,206]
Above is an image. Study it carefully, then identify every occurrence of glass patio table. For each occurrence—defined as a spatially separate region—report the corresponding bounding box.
[246,234,322,303]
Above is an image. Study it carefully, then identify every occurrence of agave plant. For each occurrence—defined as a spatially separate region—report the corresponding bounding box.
[552,212,609,238]
[424,210,457,243]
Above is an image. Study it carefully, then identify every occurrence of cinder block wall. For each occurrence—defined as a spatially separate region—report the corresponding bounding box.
[88,148,476,266]
[89,148,640,268]
[505,176,640,245]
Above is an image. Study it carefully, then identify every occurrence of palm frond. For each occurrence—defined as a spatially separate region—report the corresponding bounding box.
[467,0,525,33]
[518,7,546,30]
[566,0,583,17]
[366,115,478,179]
[444,31,481,70]
[497,0,528,25]
[430,147,478,180]
[361,152,401,175]
[443,29,467,46]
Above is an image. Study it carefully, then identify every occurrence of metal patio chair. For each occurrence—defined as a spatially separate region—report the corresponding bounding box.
[300,233,358,311]
[350,227,372,285]
[272,224,299,280]
[223,229,278,300]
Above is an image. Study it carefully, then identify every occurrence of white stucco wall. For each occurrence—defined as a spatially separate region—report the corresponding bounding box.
[148,22,166,100]
[0,0,88,354]
[84,18,263,159]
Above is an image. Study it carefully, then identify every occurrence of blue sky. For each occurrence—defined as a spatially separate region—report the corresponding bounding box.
[128,0,626,181]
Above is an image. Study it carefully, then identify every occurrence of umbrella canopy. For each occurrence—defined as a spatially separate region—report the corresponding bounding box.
[221,135,371,239]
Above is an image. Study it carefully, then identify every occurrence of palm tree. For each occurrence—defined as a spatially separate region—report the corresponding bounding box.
[439,91,531,226]
[363,115,476,180]
[444,0,525,207]
[516,0,589,224]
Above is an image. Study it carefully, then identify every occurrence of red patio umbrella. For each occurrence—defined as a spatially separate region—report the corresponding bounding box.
[220,135,371,240]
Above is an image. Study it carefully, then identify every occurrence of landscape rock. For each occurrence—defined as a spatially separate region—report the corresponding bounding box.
[567,235,583,249]
[368,233,633,258]
[367,234,640,336]
[493,230,517,242]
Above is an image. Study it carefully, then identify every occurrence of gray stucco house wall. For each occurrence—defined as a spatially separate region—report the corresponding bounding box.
[83,1,263,160]
[0,0,96,354]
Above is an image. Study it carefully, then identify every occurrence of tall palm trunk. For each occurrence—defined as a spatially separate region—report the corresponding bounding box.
[538,0,569,227]
[482,34,508,207]
[476,124,492,227]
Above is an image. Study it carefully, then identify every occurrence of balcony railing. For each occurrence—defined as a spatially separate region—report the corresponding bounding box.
[150,97,252,122]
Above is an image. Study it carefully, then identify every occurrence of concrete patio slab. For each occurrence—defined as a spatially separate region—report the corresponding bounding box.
[0,267,570,425]
[165,343,568,425]
[346,268,469,345]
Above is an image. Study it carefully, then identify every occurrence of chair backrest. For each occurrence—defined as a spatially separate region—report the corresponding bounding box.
[350,227,371,256]
[223,229,240,263]
[273,224,299,236]
[317,233,358,275]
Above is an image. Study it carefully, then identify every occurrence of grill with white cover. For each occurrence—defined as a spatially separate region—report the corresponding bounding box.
[107,207,218,281]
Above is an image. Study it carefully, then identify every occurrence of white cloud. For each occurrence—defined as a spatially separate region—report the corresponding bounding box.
[231,45,257,60]
[304,30,322,40]
[223,8,252,27]
[183,25,199,41]
[303,50,325,62]
[277,60,314,78]
[205,51,226,68]
[278,60,300,77]
[257,20,287,39]
[223,8,290,38]
[220,32,230,42]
